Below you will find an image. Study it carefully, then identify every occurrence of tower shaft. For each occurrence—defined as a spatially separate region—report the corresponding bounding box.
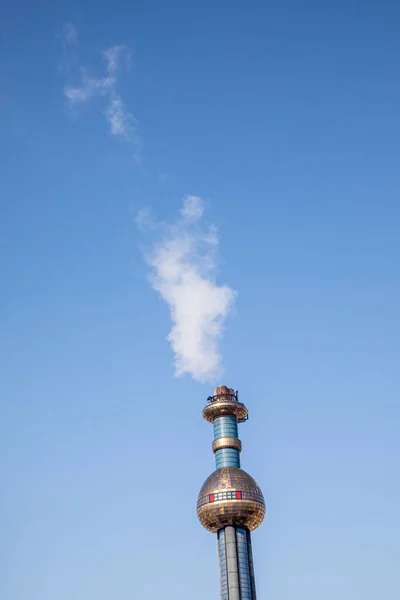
[218,526,257,600]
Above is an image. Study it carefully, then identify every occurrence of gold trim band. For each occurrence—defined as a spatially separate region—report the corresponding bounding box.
[212,437,242,453]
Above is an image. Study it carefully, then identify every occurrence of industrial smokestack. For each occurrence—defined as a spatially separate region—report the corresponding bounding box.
[197,385,265,599]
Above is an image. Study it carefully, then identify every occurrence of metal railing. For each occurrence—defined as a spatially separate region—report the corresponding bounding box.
[207,390,239,404]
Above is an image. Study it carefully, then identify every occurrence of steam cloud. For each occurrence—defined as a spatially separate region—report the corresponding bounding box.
[141,196,236,383]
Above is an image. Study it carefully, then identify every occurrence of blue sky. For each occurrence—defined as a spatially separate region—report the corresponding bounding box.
[1,1,399,599]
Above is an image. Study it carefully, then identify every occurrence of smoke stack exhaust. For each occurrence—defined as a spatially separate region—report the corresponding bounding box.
[139,196,236,383]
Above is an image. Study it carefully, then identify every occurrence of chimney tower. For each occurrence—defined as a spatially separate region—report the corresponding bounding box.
[197,385,265,600]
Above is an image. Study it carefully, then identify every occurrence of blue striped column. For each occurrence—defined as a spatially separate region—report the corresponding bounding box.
[218,529,229,600]
[213,416,241,468]
[217,527,257,600]
[237,528,256,600]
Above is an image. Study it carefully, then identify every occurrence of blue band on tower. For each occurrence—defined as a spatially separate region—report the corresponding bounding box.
[215,448,241,468]
[213,416,238,440]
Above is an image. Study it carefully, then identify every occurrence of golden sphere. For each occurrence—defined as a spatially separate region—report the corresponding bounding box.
[197,467,265,533]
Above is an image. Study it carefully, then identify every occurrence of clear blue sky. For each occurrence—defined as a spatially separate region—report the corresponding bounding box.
[1,1,399,599]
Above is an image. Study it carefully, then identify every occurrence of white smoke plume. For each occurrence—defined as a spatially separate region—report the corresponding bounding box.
[140,196,236,383]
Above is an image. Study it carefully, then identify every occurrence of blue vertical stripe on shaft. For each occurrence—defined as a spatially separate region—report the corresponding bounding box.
[218,529,229,600]
[246,529,257,600]
[237,527,253,600]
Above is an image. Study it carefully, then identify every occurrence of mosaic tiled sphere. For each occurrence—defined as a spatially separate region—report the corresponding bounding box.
[197,467,265,533]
